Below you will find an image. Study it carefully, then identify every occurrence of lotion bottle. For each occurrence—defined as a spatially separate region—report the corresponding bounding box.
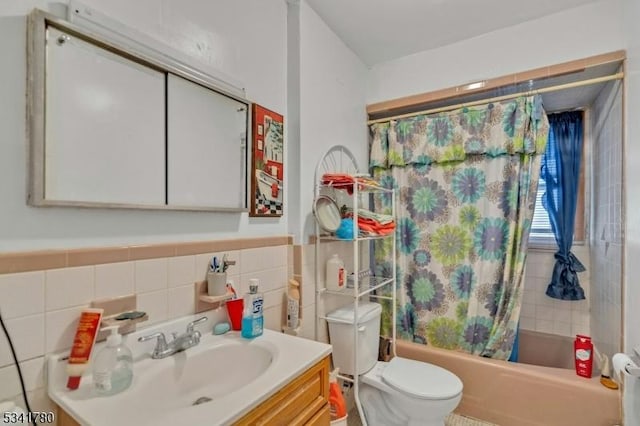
[92,326,133,395]
[287,279,300,329]
[241,279,264,338]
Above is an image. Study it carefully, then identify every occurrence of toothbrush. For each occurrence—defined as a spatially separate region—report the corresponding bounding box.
[225,282,237,299]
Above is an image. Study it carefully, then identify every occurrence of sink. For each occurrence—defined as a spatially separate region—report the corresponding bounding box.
[138,340,274,409]
[47,315,331,426]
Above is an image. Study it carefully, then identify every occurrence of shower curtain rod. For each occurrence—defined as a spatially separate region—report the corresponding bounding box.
[367,72,624,125]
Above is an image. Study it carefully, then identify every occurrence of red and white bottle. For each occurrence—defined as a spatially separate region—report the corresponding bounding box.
[574,335,594,378]
[326,254,345,291]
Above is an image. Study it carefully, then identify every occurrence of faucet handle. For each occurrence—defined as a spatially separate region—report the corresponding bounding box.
[186,316,208,333]
[138,332,168,352]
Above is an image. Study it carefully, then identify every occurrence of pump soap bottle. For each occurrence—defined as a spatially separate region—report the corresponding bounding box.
[92,326,133,395]
[241,279,264,338]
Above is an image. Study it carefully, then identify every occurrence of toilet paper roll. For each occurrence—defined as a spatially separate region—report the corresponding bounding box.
[612,353,640,378]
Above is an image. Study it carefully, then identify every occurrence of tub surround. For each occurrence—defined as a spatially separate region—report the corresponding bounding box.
[520,245,590,338]
[397,340,620,426]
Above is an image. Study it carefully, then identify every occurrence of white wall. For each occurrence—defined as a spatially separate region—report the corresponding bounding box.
[298,1,368,242]
[622,0,640,422]
[367,0,625,104]
[285,0,369,342]
[0,0,288,252]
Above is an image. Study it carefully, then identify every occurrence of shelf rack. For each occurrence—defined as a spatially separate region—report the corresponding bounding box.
[313,145,396,426]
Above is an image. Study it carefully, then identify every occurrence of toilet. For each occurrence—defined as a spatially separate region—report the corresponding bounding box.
[326,302,463,426]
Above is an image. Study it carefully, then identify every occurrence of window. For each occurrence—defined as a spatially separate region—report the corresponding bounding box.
[530,117,586,247]
[530,178,555,243]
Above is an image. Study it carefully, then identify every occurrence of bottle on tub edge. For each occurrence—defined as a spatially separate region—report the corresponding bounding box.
[241,279,264,338]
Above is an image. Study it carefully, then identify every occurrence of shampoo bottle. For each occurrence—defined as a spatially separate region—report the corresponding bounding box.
[92,326,133,395]
[241,279,264,338]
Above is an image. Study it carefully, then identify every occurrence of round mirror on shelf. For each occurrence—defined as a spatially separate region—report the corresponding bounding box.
[312,195,341,232]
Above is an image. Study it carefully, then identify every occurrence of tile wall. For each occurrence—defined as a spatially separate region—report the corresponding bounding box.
[0,239,292,422]
[520,246,591,337]
[297,241,371,344]
[589,78,624,358]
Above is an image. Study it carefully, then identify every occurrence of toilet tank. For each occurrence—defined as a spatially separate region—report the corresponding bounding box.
[326,302,382,375]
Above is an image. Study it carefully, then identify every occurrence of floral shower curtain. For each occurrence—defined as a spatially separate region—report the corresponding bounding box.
[370,96,549,359]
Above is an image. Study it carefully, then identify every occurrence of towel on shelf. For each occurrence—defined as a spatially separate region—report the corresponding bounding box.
[321,173,384,194]
[344,208,396,237]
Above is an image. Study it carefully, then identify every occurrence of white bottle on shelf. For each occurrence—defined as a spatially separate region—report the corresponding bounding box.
[326,254,345,291]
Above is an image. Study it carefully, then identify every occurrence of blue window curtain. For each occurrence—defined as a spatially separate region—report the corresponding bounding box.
[542,111,586,300]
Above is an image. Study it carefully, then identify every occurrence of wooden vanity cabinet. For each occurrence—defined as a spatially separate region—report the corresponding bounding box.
[55,355,330,426]
[234,355,330,426]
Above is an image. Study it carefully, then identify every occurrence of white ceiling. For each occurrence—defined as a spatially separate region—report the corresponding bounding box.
[306,0,602,66]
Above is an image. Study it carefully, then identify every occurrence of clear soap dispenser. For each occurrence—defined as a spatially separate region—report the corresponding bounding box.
[92,326,133,395]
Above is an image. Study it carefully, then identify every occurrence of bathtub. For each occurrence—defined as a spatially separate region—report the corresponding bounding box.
[396,330,621,426]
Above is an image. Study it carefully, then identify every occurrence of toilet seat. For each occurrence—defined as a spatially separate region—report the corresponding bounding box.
[382,357,463,400]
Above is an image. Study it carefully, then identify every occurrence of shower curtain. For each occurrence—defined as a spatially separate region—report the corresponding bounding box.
[370,96,549,359]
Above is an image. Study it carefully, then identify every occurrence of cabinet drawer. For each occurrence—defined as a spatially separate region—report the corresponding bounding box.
[304,403,330,426]
[235,356,330,426]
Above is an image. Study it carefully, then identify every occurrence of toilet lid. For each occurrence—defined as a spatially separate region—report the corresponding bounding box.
[382,357,463,400]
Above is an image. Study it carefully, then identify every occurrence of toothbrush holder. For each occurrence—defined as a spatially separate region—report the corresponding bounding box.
[207,271,227,296]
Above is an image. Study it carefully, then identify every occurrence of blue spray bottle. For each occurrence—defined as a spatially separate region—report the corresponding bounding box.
[241,279,263,338]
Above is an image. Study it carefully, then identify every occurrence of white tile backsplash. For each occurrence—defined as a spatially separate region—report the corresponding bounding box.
[0,241,291,405]
[263,288,287,310]
[168,256,196,287]
[239,267,288,295]
[95,261,135,299]
[46,266,95,311]
[0,272,44,319]
[0,314,44,367]
[134,258,168,293]
[45,305,88,353]
[0,357,45,402]
[240,246,288,273]
[168,284,196,318]
[264,305,283,331]
[137,290,169,325]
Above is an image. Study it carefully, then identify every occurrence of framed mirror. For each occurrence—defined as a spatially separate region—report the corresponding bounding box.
[27,9,250,212]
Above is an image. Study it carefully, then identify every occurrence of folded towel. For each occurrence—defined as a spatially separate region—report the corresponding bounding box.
[321,173,384,194]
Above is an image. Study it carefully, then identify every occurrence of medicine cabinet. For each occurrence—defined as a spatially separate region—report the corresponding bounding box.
[27,9,250,212]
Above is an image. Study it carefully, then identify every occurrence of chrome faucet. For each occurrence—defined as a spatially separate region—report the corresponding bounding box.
[138,317,208,359]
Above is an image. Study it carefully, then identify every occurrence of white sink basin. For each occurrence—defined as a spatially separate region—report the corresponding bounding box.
[48,315,331,426]
[135,339,274,411]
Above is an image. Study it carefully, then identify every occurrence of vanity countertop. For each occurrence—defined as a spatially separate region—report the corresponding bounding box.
[48,316,331,426]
